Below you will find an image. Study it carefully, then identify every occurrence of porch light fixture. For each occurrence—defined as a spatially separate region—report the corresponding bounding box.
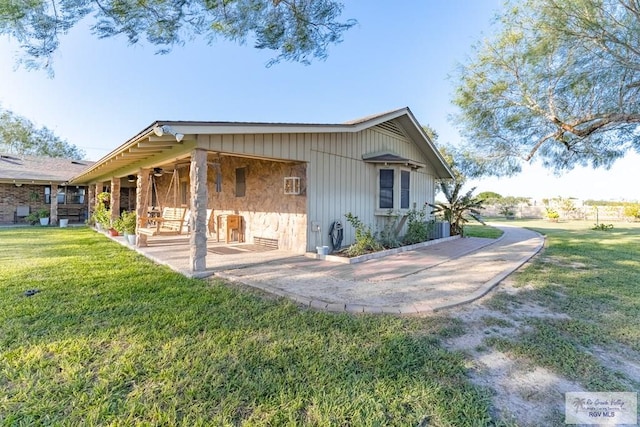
[153,125,184,142]
[127,175,136,182]
[153,168,163,177]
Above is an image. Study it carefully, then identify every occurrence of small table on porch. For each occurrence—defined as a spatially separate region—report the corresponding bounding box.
[216,214,244,243]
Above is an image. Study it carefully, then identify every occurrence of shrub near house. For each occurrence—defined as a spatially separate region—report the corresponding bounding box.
[343,207,441,257]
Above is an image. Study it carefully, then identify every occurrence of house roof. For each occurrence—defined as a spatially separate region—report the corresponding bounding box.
[0,153,94,185]
[70,107,454,183]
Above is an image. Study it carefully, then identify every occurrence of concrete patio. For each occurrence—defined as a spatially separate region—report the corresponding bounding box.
[109,224,544,314]
[110,234,300,277]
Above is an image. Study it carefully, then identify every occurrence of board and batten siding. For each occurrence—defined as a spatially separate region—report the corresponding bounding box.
[306,127,438,252]
[196,124,439,253]
[198,133,310,162]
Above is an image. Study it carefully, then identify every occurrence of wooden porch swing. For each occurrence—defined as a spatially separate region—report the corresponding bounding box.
[138,169,187,236]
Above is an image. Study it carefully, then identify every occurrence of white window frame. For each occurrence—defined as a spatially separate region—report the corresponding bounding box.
[375,166,412,215]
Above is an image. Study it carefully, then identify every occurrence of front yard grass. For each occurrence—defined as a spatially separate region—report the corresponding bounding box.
[483,220,640,392]
[463,224,503,239]
[0,227,492,426]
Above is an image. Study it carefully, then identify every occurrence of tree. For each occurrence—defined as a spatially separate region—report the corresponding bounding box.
[430,144,486,236]
[0,107,84,159]
[453,0,640,174]
[0,0,356,74]
[477,191,503,203]
[430,181,485,236]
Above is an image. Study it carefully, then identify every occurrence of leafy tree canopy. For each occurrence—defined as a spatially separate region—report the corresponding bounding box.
[477,191,503,202]
[0,0,356,73]
[454,0,640,174]
[0,107,84,159]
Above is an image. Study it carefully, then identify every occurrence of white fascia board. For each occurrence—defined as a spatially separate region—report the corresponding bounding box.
[163,123,351,135]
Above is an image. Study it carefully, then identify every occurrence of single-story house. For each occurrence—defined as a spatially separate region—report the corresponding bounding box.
[0,153,94,224]
[68,107,453,274]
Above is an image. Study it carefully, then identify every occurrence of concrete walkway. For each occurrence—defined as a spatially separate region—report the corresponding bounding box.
[215,224,544,314]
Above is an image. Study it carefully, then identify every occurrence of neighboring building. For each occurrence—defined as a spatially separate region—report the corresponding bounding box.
[69,107,453,274]
[0,153,94,225]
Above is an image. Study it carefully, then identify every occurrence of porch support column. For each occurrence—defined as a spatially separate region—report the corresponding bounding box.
[50,183,58,225]
[136,169,150,247]
[94,183,101,207]
[87,184,95,221]
[189,148,208,272]
[110,177,121,225]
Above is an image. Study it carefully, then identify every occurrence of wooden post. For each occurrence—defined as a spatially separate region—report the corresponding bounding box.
[110,177,121,226]
[190,149,208,272]
[50,183,58,225]
[87,184,95,221]
[136,169,150,247]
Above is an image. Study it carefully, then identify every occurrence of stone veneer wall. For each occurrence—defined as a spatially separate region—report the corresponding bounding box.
[153,157,307,252]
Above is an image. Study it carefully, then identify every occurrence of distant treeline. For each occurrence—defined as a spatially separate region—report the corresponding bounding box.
[583,200,639,207]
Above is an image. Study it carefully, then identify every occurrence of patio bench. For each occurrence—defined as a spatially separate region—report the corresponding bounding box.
[58,206,83,223]
[138,207,187,236]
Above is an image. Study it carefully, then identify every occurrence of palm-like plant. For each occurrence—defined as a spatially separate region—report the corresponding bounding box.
[429,181,485,236]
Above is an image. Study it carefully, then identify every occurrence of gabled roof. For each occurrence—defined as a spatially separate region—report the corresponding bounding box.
[70,107,453,183]
[0,153,94,185]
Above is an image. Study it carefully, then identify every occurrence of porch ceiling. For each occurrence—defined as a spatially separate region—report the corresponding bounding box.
[70,128,197,184]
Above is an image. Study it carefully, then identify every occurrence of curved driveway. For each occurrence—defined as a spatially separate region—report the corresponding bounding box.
[215,225,544,314]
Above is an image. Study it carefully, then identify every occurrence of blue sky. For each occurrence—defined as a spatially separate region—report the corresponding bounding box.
[0,1,637,201]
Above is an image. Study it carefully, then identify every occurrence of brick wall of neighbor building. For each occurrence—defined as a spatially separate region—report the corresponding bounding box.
[0,183,49,224]
[0,183,90,225]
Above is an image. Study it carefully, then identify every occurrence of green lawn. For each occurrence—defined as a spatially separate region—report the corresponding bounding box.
[3,222,638,425]
[483,220,640,392]
[463,224,503,239]
[0,227,492,426]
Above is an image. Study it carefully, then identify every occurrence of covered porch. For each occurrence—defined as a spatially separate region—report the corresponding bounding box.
[71,123,309,275]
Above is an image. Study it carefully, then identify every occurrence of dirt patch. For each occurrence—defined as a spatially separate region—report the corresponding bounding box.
[540,256,588,270]
[440,278,588,426]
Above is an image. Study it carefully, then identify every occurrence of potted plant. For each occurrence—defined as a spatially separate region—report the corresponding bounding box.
[24,211,40,225]
[37,208,50,226]
[120,211,137,245]
[96,192,111,209]
[91,192,111,231]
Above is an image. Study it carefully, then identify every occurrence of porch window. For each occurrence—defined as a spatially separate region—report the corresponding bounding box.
[67,187,85,204]
[44,186,86,204]
[236,167,246,197]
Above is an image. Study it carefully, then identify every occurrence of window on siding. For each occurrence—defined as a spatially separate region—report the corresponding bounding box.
[400,170,410,209]
[236,167,246,197]
[379,169,394,209]
[377,167,412,212]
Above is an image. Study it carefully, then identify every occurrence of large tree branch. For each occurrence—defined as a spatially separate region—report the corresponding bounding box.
[554,113,640,138]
